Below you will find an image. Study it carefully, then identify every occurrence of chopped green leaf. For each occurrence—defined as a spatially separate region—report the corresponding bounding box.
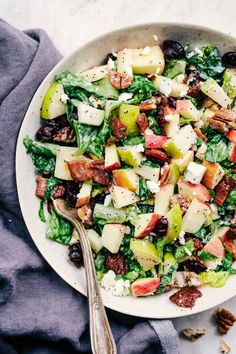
[46,209,72,244]
[38,200,46,223]
[139,177,151,201]
[156,263,178,294]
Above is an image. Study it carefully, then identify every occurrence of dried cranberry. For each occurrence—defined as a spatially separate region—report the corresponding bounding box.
[153,217,168,237]
[68,243,83,268]
[182,258,207,274]
[93,192,106,204]
[111,118,127,141]
[52,185,66,199]
[156,106,166,135]
[64,181,80,207]
[105,253,128,275]
[167,97,177,109]
[162,40,185,59]
[222,52,236,68]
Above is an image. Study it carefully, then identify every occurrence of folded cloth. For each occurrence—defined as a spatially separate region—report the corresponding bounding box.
[0,19,180,354]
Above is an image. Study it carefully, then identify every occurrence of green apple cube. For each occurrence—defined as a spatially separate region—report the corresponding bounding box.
[132,46,165,75]
[117,48,133,74]
[41,82,66,119]
[176,99,201,121]
[101,224,126,253]
[168,163,180,185]
[164,110,180,138]
[164,204,182,244]
[200,78,232,108]
[222,68,236,99]
[182,198,211,233]
[117,145,143,167]
[78,65,108,82]
[163,125,197,158]
[119,104,140,135]
[163,252,177,273]
[77,102,105,126]
[130,238,161,271]
[162,140,183,158]
[154,184,174,216]
[86,229,103,254]
[153,75,188,98]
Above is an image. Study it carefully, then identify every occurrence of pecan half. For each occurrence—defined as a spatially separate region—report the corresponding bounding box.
[136,113,149,134]
[226,227,236,240]
[182,328,206,341]
[208,117,229,133]
[139,98,157,111]
[111,118,127,141]
[145,149,170,165]
[214,175,236,206]
[35,176,47,199]
[216,307,236,335]
[52,185,66,199]
[108,70,133,89]
[194,127,207,141]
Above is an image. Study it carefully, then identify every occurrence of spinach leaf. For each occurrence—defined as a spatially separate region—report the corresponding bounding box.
[156,263,178,294]
[94,251,107,281]
[38,200,46,223]
[194,226,212,243]
[139,177,151,201]
[44,177,62,201]
[175,240,194,260]
[125,75,156,104]
[206,138,229,163]
[164,59,186,79]
[187,45,225,83]
[141,159,160,168]
[225,189,236,205]
[125,205,139,226]
[138,204,154,213]
[146,110,162,135]
[31,155,55,174]
[46,209,72,244]
[199,251,217,261]
[123,136,145,145]
[23,135,57,157]
[216,250,236,275]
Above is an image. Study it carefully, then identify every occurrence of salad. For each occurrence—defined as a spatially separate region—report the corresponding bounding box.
[24,38,236,308]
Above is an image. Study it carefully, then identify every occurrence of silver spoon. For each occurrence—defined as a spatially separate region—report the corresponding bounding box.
[53,198,117,354]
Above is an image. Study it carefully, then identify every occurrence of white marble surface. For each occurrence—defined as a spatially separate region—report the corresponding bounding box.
[1,0,236,352]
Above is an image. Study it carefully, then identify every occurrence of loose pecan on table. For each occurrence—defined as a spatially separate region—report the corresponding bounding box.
[216,307,236,335]
[182,328,206,341]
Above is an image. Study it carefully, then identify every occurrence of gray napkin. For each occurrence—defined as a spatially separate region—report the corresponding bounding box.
[0,19,180,354]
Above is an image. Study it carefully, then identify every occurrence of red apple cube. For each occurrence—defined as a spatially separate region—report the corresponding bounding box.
[202,160,225,189]
[228,142,236,162]
[135,213,161,238]
[145,134,168,149]
[131,277,161,297]
[203,236,225,259]
[113,169,139,192]
[177,176,210,202]
[105,144,121,171]
[226,129,236,144]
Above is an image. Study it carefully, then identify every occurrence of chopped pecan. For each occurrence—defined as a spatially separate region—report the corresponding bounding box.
[194,127,207,141]
[159,164,170,186]
[92,169,110,185]
[215,108,236,123]
[226,227,236,240]
[156,106,167,135]
[111,118,127,141]
[77,204,92,224]
[145,149,170,165]
[216,307,236,335]
[52,185,66,199]
[182,328,206,341]
[139,98,157,111]
[136,113,149,134]
[208,117,229,133]
[170,194,190,214]
[220,339,231,354]
[105,253,128,275]
[53,126,75,143]
[108,70,133,89]
[169,286,202,308]
[35,176,48,198]
[214,175,236,206]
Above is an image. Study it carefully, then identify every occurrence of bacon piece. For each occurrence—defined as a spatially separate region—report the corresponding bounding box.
[91,159,105,170]
[52,185,66,199]
[35,176,48,198]
[136,113,149,134]
[68,160,93,181]
[139,98,157,111]
[226,228,236,240]
[194,128,207,141]
[145,149,170,164]
[108,70,133,89]
[169,286,202,308]
[92,169,109,185]
[214,175,236,206]
[111,118,127,141]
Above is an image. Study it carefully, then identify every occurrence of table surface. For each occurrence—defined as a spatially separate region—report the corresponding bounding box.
[1,0,236,352]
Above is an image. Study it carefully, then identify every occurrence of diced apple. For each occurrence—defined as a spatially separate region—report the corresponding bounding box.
[202,236,225,260]
[130,238,161,270]
[219,226,236,260]
[164,204,182,244]
[104,144,121,171]
[177,176,210,202]
[153,76,188,97]
[222,68,236,99]
[78,65,108,81]
[163,106,180,137]
[202,160,225,189]
[131,277,160,297]
[172,150,194,173]
[133,165,160,183]
[41,82,66,119]
[77,102,105,126]
[54,147,79,180]
[228,142,236,162]
[117,145,143,167]
[86,229,103,254]
[200,78,232,108]
[112,169,139,192]
[119,104,139,135]
[195,142,207,161]
[168,163,180,186]
[176,99,201,122]
[134,213,161,238]
[132,46,165,74]
[182,198,211,233]
[110,185,140,208]
[163,125,197,158]
[145,134,169,149]
[201,108,215,129]
[226,130,236,144]
[154,184,174,215]
[76,182,92,207]
[117,48,133,74]
[101,224,126,253]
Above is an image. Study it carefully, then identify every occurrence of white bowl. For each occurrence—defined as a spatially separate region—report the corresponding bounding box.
[16,23,236,318]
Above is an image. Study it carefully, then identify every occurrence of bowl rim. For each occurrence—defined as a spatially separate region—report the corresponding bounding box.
[16,22,236,319]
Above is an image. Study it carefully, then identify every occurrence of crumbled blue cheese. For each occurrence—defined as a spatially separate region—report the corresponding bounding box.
[60,93,69,103]
[136,144,145,152]
[104,194,112,207]
[118,92,133,102]
[144,128,154,135]
[101,270,130,296]
[185,162,207,184]
[165,114,174,122]
[146,180,160,194]
[179,230,186,245]
[107,58,115,70]
[141,46,151,56]
[152,34,158,41]
[125,66,133,76]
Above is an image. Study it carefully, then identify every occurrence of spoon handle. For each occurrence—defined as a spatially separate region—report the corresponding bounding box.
[73,219,117,354]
